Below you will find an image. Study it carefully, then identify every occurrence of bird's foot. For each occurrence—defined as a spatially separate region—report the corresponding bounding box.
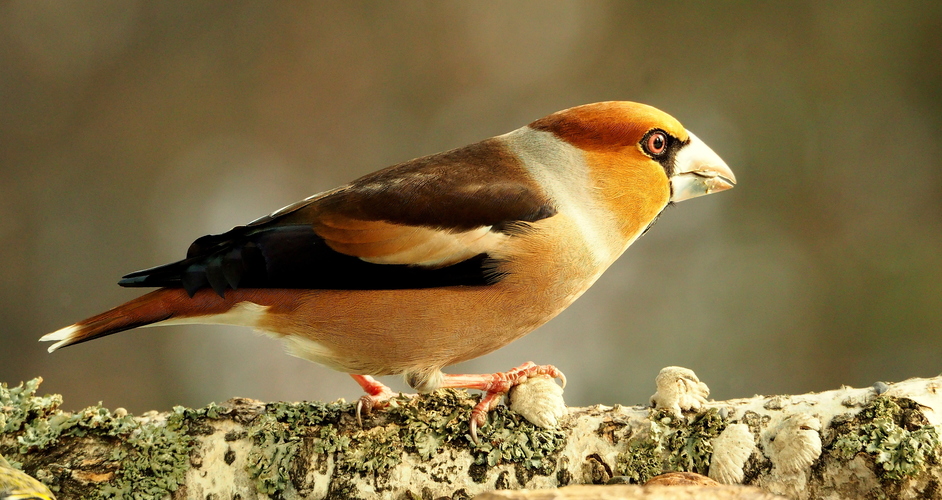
[441,361,566,443]
[350,374,400,426]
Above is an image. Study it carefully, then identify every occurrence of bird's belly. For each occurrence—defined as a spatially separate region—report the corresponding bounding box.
[258,271,598,376]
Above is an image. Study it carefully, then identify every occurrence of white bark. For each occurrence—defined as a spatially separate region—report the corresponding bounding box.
[2,373,942,499]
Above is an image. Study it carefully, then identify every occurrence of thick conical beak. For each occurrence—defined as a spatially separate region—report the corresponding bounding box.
[670,131,736,202]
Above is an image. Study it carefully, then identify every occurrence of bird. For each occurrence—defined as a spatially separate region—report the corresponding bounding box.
[41,101,735,439]
[0,454,56,500]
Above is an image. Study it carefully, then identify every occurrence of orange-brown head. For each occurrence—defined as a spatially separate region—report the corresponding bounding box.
[531,100,734,199]
[529,101,735,241]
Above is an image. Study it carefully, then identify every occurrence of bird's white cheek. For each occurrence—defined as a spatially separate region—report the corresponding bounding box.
[503,128,625,267]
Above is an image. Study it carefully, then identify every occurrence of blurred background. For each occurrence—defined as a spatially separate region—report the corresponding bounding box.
[1,1,940,413]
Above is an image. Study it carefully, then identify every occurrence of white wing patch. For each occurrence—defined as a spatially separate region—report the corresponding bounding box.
[359,226,508,267]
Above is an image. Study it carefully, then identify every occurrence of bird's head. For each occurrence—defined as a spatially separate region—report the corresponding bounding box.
[529,101,736,206]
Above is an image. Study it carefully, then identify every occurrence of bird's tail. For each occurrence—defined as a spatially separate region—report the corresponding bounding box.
[39,288,274,352]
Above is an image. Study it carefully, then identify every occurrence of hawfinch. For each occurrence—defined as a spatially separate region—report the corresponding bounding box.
[42,101,735,438]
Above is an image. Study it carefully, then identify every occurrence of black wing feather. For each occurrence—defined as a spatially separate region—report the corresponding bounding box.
[119,138,555,296]
[119,225,501,296]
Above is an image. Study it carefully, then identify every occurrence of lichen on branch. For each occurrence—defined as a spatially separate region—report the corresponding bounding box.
[3,373,942,499]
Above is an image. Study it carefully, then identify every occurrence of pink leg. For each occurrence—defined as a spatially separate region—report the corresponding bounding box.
[350,374,398,426]
[439,361,566,443]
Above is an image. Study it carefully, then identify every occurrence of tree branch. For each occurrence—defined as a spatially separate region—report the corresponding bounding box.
[2,371,942,499]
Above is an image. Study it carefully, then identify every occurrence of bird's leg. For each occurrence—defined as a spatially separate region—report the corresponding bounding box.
[439,361,566,443]
[350,374,397,426]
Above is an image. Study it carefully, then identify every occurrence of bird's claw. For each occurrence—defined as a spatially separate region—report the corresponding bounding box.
[469,410,484,445]
[459,361,566,444]
[355,390,401,426]
[350,374,399,427]
[355,396,370,427]
[506,361,566,390]
[468,394,501,444]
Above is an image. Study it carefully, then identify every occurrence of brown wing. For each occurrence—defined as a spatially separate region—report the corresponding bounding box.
[119,138,557,296]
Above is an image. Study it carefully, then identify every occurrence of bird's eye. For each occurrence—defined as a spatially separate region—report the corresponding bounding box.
[644,131,668,157]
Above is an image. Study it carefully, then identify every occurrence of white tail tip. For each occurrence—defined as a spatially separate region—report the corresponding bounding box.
[40,325,79,353]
